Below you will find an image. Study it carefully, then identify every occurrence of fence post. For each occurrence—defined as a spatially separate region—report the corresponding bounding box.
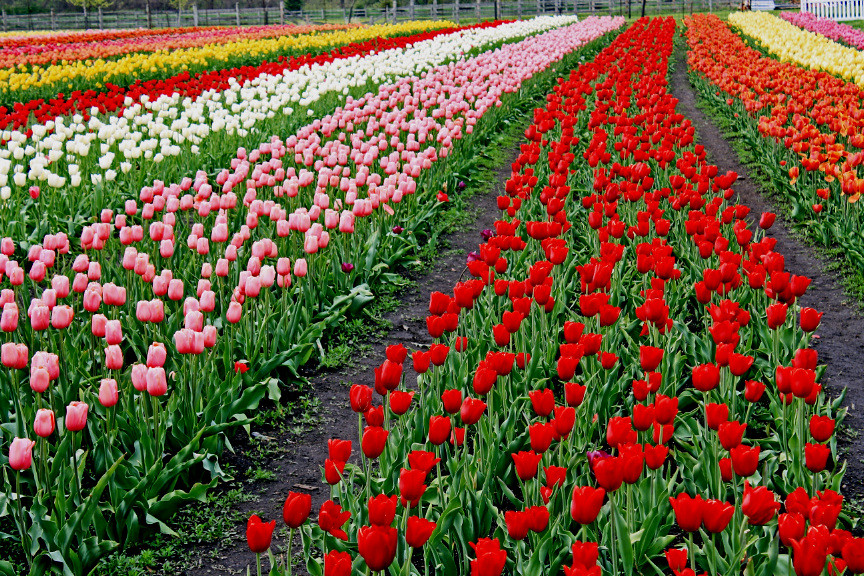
[409,0,415,19]
[475,0,480,19]
[98,6,103,28]
[50,9,56,29]
[280,2,285,23]
[432,0,437,18]
[536,0,542,14]
[455,0,460,22]
[191,4,198,25]
[1,9,6,32]
[391,0,396,22]
[235,2,241,25]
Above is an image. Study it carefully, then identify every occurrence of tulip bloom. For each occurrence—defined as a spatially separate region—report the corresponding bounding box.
[741,482,780,525]
[283,492,312,528]
[324,551,353,576]
[810,415,835,442]
[98,378,119,408]
[570,486,605,524]
[843,538,864,574]
[318,500,350,540]
[692,363,720,391]
[65,401,89,432]
[398,468,427,507]
[669,493,704,532]
[512,451,543,480]
[9,437,36,470]
[357,524,398,571]
[460,397,486,426]
[702,499,735,533]
[469,538,507,576]
[246,514,276,553]
[350,385,373,413]
[406,516,436,548]
[33,409,55,438]
[361,426,389,459]
[805,443,831,473]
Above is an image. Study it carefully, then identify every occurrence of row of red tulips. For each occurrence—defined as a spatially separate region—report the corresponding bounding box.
[241,17,855,576]
[684,14,864,271]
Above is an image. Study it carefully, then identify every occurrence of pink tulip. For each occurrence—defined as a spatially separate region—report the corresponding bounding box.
[146,367,167,396]
[1,342,28,369]
[215,259,230,277]
[185,311,204,332]
[203,325,218,348]
[1,303,18,332]
[87,262,101,281]
[105,320,122,345]
[50,305,74,329]
[226,301,242,324]
[29,366,50,393]
[200,291,216,312]
[174,329,194,354]
[34,409,55,438]
[131,363,148,391]
[167,279,184,301]
[136,300,152,322]
[149,299,165,323]
[29,261,46,282]
[294,258,308,278]
[83,289,102,312]
[91,314,107,337]
[9,438,35,471]
[105,345,123,370]
[103,283,126,306]
[245,276,261,298]
[0,237,13,256]
[32,351,59,380]
[65,401,88,432]
[51,276,69,299]
[99,379,119,407]
[29,304,49,331]
[72,272,88,293]
[147,343,167,368]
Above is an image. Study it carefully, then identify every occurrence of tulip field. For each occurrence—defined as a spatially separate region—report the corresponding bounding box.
[2,8,864,576]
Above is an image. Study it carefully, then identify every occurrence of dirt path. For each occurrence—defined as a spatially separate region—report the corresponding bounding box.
[669,44,864,499]
[181,154,511,576]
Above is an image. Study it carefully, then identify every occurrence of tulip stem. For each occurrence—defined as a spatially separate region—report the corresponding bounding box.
[256,552,262,576]
[71,433,82,505]
[15,471,30,566]
[285,528,293,576]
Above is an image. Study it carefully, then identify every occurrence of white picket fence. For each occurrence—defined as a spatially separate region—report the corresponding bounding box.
[801,0,864,21]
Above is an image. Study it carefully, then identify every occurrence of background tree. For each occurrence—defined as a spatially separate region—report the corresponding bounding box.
[65,0,112,27]
[168,0,194,24]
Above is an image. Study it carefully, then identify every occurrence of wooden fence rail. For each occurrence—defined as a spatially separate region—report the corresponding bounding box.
[1,0,737,32]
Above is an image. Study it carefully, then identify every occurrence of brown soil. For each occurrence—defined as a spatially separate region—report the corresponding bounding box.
[669,44,864,501]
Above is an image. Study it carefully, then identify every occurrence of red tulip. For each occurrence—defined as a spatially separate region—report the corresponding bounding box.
[766,302,788,329]
[717,420,747,450]
[367,494,397,526]
[318,500,351,540]
[398,468,427,506]
[779,512,806,547]
[791,528,830,576]
[644,443,668,470]
[362,426,389,459]
[703,499,734,533]
[407,450,441,473]
[730,444,760,477]
[324,551,353,576]
[670,493,704,532]
[810,415,835,442]
[564,382,587,407]
[246,514,276,553]
[428,415,451,445]
[805,443,831,473]
[357,524,398,571]
[666,548,687,571]
[800,307,823,332]
[505,510,531,540]
[406,516,436,548]
[529,422,555,453]
[327,439,352,463]
[441,389,462,414]
[741,482,780,525]
[570,540,599,570]
[527,505,550,533]
[591,455,624,492]
[692,363,720,391]
[705,402,729,430]
[512,450,543,480]
[350,384,373,413]
[639,345,664,372]
[745,380,766,402]
[324,459,346,485]
[283,492,312,528]
[843,537,864,573]
[606,416,637,448]
[460,397,486,426]
[570,485,605,524]
[759,212,776,229]
[469,538,507,576]
[528,388,555,417]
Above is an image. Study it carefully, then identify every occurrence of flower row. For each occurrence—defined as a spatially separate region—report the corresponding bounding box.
[0,20,454,108]
[781,11,864,52]
[239,15,852,576]
[0,25,215,49]
[0,23,359,69]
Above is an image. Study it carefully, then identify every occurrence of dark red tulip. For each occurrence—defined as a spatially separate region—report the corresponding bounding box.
[407,450,441,473]
[644,444,668,470]
[719,457,732,482]
[842,537,864,573]
[283,492,312,528]
[570,485,605,524]
[766,302,788,329]
[362,426,389,459]
[565,382,587,407]
[791,529,830,576]
[529,422,555,453]
[324,459,346,485]
[800,307,823,332]
[705,402,729,430]
[591,455,624,492]
[357,524,398,571]
[246,514,276,553]
[505,510,531,540]
[666,548,687,571]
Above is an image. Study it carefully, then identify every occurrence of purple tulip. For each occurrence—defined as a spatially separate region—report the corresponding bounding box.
[341,262,355,273]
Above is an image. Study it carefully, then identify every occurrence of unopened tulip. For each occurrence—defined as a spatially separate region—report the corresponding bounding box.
[65,401,88,432]
[9,437,35,470]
